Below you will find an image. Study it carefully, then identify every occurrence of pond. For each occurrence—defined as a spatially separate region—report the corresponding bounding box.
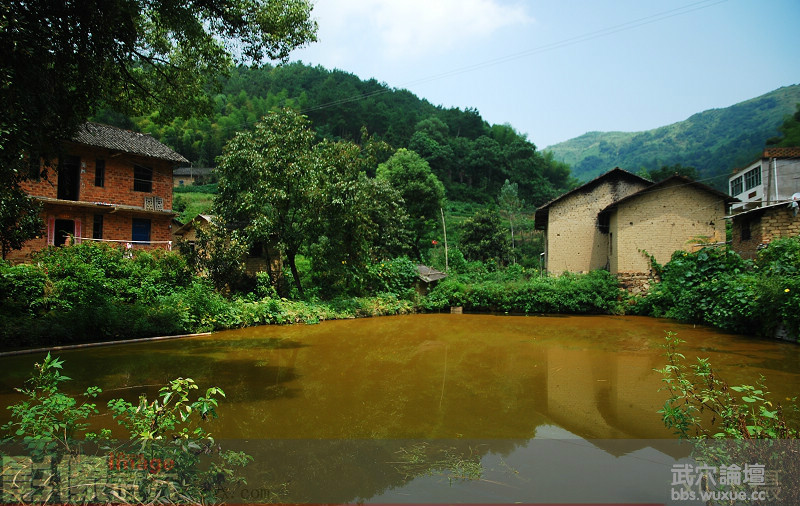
[1,314,798,503]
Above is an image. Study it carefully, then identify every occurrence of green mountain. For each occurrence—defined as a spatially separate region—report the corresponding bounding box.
[98,63,571,207]
[545,84,800,189]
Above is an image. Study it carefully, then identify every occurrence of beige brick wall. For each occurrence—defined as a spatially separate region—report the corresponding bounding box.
[610,181,727,273]
[546,178,649,273]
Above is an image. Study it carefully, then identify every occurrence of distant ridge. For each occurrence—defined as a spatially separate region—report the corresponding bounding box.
[545,84,800,189]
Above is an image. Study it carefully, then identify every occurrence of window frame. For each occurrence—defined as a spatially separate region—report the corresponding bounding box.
[95,159,105,187]
[744,167,761,191]
[133,164,153,193]
[92,214,104,240]
[730,176,743,196]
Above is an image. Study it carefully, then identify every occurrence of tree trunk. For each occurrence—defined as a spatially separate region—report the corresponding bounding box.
[287,250,305,298]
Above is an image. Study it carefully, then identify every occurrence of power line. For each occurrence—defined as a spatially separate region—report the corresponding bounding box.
[301,0,728,115]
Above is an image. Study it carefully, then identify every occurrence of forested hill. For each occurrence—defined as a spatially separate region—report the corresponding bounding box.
[545,84,800,189]
[98,63,572,206]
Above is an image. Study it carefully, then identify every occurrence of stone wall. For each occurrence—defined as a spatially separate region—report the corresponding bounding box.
[732,206,800,260]
[615,272,657,296]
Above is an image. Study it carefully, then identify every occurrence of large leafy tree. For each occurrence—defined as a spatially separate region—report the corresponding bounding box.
[309,138,410,295]
[0,0,317,255]
[215,108,318,297]
[459,208,510,264]
[376,149,446,259]
[217,110,411,297]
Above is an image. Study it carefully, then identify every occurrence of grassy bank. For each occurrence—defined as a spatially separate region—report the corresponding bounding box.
[0,243,416,350]
[3,238,797,350]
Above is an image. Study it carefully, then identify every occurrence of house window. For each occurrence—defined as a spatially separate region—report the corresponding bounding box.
[597,213,610,234]
[744,167,761,191]
[93,214,104,240]
[95,159,105,187]
[730,176,743,196]
[133,164,153,192]
[131,218,151,243]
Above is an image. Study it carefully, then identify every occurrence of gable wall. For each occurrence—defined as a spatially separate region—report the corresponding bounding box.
[610,181,728,273]
[546,178,649,273]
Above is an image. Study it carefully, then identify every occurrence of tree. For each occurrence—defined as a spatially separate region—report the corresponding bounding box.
[498,180,524,264]
[642,163,699,181]
[0,185,42,260]
[0,0,317,256]
[766,103,800,147]
[376,149,446,259]
[459,208,510,264]
[309,139,411,295]
[215,108,317,297]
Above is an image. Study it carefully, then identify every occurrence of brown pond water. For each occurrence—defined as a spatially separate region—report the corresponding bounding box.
[1,314,798,503]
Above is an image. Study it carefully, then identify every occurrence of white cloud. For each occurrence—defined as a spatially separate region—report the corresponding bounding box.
[307,0,533,61]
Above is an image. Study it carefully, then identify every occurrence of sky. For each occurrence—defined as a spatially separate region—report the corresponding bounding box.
[288,0,800,149]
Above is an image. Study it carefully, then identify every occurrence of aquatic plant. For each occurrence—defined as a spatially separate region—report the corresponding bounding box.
[1,354,250,504]
[656,332,799,504]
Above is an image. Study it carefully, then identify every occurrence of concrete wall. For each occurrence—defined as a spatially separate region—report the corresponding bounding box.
[546,178,649,273]
[610,181,728,273]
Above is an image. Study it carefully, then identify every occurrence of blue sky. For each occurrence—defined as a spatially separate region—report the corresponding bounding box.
[289,0,800,149]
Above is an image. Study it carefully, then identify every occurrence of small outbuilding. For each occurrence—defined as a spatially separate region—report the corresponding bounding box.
[729,200,800,260]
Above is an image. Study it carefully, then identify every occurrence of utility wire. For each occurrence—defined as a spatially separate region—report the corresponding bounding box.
[301,0,728,115]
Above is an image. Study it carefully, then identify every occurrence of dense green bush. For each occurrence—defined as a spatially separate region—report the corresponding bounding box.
[423,269,622,314]
[0,243,418,348]
[633,240,800,337]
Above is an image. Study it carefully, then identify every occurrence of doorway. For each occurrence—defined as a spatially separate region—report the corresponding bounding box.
[54,219,75,247]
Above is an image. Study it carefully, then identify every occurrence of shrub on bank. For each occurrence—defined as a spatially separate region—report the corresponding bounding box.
[0,243,417,348]
[423,269,623,314]
[632,238,800,338]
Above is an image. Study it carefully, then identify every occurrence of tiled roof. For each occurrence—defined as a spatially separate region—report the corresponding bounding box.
[763,146,800,158]
[173,167,215,176]
[533,167,651,229]
[72,122,189,164]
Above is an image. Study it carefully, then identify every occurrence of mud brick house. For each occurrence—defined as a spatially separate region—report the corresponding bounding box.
[535,169,736,289]
[9,122,188,262]
[534,168,652,274]
[173,167,215,187]
[730,201,800,260]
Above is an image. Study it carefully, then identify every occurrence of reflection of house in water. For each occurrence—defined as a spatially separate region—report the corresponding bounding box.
[538,345,672,441]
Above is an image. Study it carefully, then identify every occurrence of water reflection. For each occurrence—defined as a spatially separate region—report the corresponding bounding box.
[1,314,798,503]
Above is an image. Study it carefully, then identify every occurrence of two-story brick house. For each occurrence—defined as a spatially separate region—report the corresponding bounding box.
[8,122,188,262]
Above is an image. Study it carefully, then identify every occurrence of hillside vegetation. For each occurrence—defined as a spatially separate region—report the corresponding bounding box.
[97,63,573,207]
[546,84,800,188]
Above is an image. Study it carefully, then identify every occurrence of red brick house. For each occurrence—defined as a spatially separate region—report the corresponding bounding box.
[9,122,188,262]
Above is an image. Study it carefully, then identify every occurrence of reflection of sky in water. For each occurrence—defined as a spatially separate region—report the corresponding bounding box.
[1,314,798,503]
